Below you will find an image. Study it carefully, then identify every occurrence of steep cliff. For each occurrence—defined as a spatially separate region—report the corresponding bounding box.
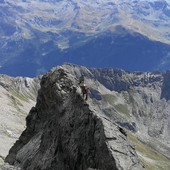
[4,67,144,170]
[2,63,170,170]
[61,64,170,169]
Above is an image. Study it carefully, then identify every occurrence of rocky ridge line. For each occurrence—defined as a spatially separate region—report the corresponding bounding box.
[4,66,144,170]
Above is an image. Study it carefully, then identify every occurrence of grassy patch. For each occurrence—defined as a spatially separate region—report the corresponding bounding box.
[0,156,4,165]
[114,103,130,117]
[10,89,30,102]
[128,133,170,170]
[142,159,170,170]
[102,94,130,119]
[102,94,117,105]
[7,94,26,115]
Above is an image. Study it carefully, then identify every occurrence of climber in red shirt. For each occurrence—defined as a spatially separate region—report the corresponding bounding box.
[79,76,88,100]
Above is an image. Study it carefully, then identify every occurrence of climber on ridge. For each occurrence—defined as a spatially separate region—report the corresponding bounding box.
[79,75,88,100]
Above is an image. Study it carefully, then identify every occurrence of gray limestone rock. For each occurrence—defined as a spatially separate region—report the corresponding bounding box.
[5,67,144,170]
[61,63,170,160]
[0,163,20,170]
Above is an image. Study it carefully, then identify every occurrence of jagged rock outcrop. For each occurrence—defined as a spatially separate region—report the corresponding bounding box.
[4,67,144,170]
[61,63,170,168]
[89,68,131,92]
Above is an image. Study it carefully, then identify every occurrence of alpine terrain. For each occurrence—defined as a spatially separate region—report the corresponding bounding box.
[0,74,40,166]
[0,0,170,76]
[0,63,170,170]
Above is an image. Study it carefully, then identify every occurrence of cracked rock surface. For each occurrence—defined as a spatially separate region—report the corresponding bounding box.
[4,67,144,170]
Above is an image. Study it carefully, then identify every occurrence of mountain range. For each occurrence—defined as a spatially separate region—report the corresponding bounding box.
[0,73,40,164]
[0,0,170,76]
[0,63,170,169]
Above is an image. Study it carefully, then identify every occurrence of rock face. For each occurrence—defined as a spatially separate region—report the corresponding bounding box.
[4,67,144,170]
[59,64,170,169]
[2,63,170,170]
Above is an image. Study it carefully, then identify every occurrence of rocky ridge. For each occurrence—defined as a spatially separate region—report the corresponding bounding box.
[1,63,170,169]
[61,64,170,169]
[3,66,144,170]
